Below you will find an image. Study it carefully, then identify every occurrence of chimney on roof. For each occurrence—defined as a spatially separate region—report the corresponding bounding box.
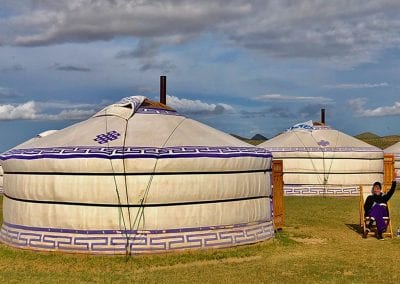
[160,75,167,105]
[321,108,326,125]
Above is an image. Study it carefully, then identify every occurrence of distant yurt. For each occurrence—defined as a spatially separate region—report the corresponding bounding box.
[0,96,273,254]
[0,130,58,194]
[384,142,400,181]
[259,121,384,196]
[0,164,3,194]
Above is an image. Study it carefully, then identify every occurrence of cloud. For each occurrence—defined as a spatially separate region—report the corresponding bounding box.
[0,101,38,120]
[139,59,176,73]
[298,103,326,120]
[2,1,400,66]
[167,95,234,115]
[4,1,249,46]
[323,82,389,89]
[116,39,176,72]
[241,106,294,119]
[346,98,400,117]
[50,63,92,72]
[0,100,96,121]
[115,40,159,59]
[0,86,21,98]
[1,64,25,72]
[255,94,333,104]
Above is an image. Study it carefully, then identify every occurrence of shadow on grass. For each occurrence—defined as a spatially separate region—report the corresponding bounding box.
[345,223,363,235]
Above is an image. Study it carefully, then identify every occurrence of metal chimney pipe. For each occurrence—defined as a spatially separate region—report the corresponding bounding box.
[321,108,325,124]
[160,75,167,105]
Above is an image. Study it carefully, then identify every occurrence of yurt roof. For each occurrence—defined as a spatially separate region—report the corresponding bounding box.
[259,120,381,152]
[14,129,58,149]
[384,141,400,153]
[1,96,270,162]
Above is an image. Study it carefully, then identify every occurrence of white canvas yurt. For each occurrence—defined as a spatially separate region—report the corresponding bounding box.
[0,165,3,194]
[0,96,273,254]
[384,142,400,181]
[259,121,384,196]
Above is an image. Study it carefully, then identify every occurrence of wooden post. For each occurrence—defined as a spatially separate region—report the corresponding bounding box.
[272,160,284,230]
[383,154,395,193]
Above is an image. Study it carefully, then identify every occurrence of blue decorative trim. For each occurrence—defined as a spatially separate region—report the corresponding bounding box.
[0,146,272,161]
[264,147,382,153]
[0,220,274,254]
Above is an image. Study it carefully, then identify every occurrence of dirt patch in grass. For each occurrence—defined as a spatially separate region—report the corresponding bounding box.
[291,237,327,245]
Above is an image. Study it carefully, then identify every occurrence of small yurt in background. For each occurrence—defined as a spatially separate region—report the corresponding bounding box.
[384,142,400,181]
[0,96,273,254]
[0,164,3,194]
[0,130,57,195]
[259,121,384,196]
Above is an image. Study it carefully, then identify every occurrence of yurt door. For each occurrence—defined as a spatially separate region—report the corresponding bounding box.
[273,160,284,230]
[383,154,395,193]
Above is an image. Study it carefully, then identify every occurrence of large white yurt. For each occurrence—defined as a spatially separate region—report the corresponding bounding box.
[259,121,384,196]
[384,142,400,181]
[0,96,273,254]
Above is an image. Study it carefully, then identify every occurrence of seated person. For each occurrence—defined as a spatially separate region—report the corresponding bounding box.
[363,171,397,239]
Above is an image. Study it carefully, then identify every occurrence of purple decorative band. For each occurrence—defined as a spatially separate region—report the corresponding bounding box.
[136,107,181,116]
[0,146,272,161]
[0,220,274,254]
[264,147,382,153]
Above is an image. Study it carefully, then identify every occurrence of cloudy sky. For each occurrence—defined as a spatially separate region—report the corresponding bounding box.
[1,0,400,151]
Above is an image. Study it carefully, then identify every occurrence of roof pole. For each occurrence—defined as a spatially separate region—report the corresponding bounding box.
[321,108,325,125]
[160,75,167,105]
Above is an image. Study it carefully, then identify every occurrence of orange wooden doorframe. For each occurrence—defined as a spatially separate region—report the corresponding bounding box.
[383,154,395,193]
[272,160,284,230]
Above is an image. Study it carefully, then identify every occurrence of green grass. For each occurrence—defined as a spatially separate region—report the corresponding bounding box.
[1,194,400,283]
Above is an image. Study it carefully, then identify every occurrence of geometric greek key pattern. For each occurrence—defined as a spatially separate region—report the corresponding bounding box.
[264,147,382,153]
[0,220,274,254]
[0,146,272,161]
[284,185,360,196]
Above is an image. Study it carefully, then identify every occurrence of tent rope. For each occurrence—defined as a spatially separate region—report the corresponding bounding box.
[103,111,131,256]
[309,129,340,196]
[129,118,188,235]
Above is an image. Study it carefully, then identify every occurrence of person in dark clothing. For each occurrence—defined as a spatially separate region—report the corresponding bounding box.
[363,171,397,239]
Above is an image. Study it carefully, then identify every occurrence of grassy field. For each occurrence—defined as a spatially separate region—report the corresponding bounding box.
[1,194,400,283]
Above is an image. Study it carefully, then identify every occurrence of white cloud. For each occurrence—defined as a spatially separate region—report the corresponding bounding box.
[324,82,389,89]
[167,95,234,115]
[255,94,333,104]
[0,101,96,120]
[0,101,38,120]
[1,1,400,66]
[346,98,400,117]
[0,97,236,120]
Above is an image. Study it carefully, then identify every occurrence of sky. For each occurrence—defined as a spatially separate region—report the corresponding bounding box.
[0,0,400,151]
